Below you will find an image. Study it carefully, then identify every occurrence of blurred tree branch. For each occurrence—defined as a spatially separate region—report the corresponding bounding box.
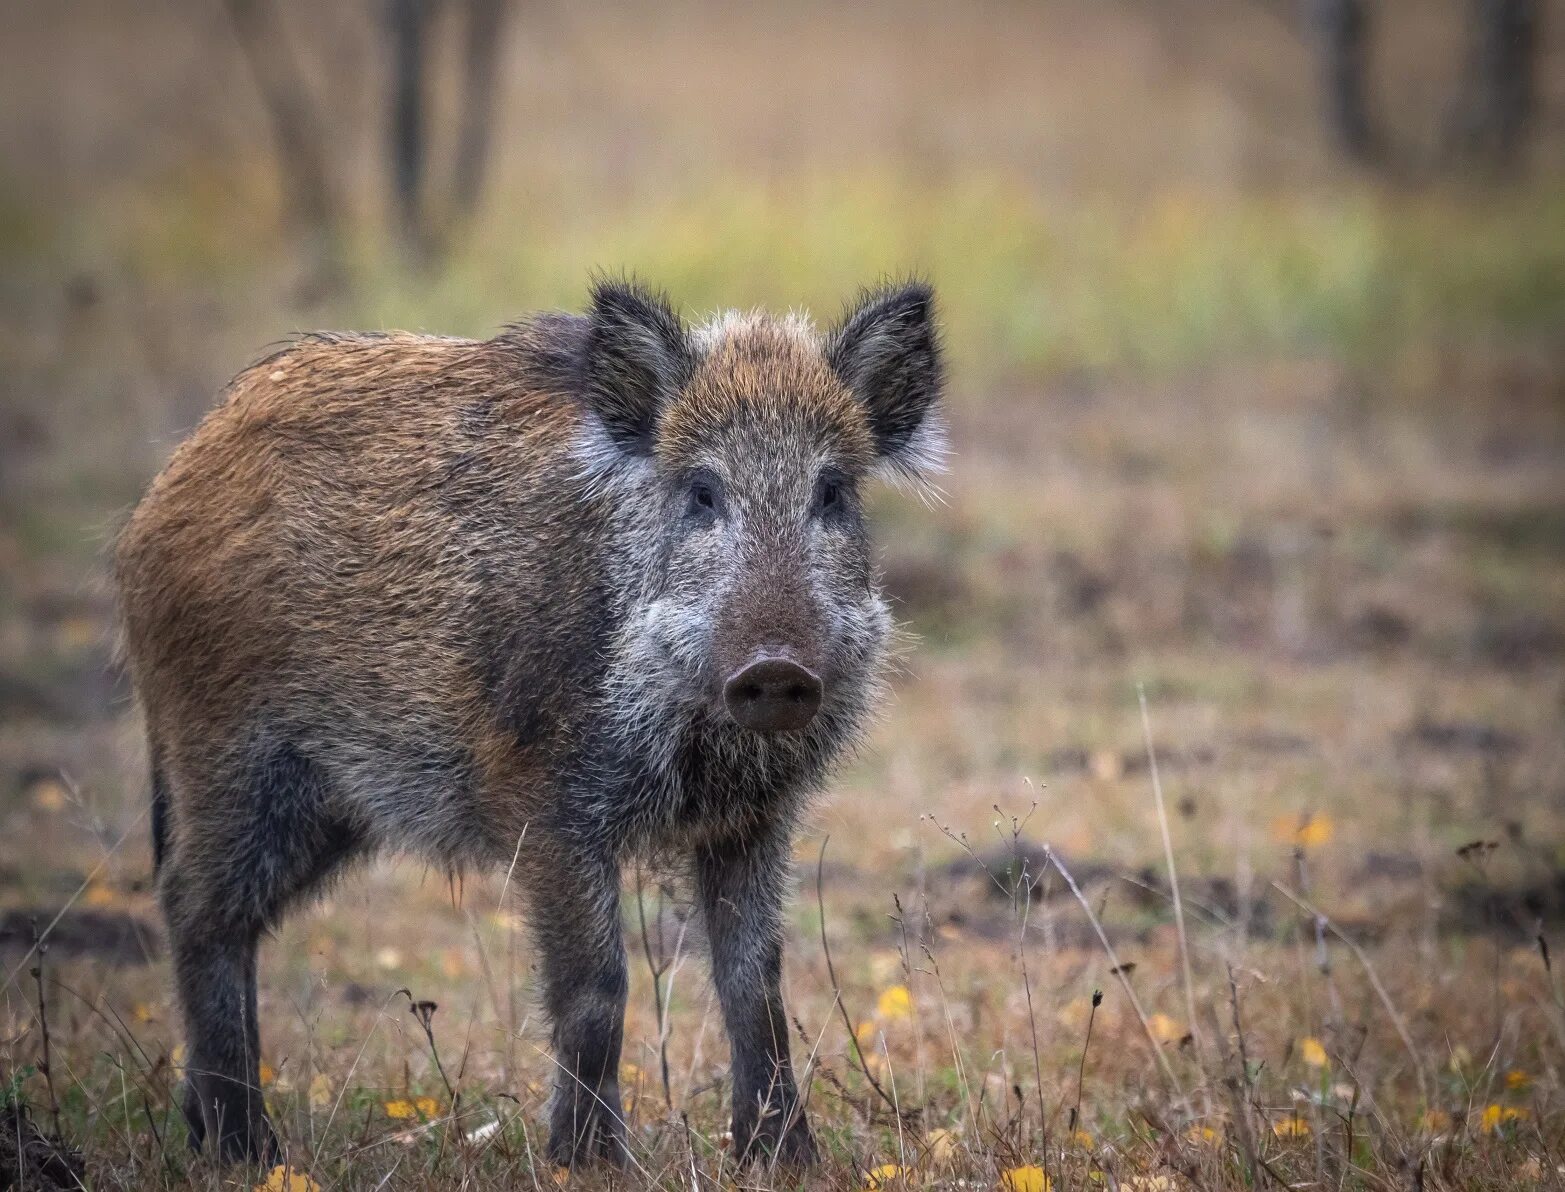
[387,0,510,270]
[1452,0,1538,171]
[224,0,345,290]
[1307,0,1378,166]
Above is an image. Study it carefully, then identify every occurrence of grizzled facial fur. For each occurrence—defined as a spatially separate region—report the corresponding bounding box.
[575,280,946,738]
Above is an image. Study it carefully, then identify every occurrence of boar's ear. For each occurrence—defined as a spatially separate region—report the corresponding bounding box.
[580,279,693,464]
[826,281,947,485]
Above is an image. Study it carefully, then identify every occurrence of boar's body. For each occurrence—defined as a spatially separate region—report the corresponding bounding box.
[115,282,945,1169]
[121,320,821,873]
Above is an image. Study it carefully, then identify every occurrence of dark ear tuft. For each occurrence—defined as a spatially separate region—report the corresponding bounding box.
[826,281,947,481]
[581,279,693,459]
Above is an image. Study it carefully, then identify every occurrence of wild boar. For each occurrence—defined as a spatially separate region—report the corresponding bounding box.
[114,279,946,1167]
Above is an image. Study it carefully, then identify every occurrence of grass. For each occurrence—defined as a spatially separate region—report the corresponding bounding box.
[61,164,1565,383]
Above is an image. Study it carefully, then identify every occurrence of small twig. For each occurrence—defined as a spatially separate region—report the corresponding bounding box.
[634,866,675,1111]
[1068,989,1102,1135]
[1271,882,1429,1103]
[1139,684,1204,1057]
[30,920,60,1137]
[402,992,459,1105]
[1046,847,1187,1101]
[816,836,904,1119]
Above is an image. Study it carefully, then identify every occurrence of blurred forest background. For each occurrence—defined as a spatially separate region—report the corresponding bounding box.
[2,1,1564,1188]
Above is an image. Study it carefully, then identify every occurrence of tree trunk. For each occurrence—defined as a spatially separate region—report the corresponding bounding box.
[224,0,344,288]
[387,0,434,264]
[450,0,508,231]
[1460,0,1538,169]
[1307,0,1377,165]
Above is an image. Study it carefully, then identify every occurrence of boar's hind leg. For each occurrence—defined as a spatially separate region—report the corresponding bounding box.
[528,846,630,1168]
[695,824,818,1167]
[159,740,362,1164]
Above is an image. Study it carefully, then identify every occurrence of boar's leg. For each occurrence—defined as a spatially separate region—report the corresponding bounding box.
[161,867,277,1164]
[695,826,818,1167]
[158,740,362,1164]
[529,845,630,1168]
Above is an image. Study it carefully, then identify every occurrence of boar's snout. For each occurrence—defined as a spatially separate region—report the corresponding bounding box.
[722,654,823,733]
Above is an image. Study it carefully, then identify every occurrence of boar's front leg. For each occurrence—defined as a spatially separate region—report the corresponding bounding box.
[695,825,818,1167]
[528,844,630,1168]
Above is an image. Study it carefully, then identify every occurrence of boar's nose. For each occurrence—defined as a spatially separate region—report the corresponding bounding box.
[722,656,823,733]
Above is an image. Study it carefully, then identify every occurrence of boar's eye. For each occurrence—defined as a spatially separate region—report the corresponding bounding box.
[683,469,723,522]
[813,472,848,519]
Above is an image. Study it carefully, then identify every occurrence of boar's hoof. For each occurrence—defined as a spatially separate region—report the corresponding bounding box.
[547,1113,629,1169]
[736,1116,819,1168]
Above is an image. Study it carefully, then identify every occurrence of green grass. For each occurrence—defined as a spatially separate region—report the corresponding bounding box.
[23,166,1565,383]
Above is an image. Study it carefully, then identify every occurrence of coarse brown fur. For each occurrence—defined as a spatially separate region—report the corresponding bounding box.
[114,279,946,1169]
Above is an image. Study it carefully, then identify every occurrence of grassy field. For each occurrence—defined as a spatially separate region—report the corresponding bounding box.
[3,2,1565,1188]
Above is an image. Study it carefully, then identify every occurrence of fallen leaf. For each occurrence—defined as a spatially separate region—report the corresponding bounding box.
[876,985,913,1021]
[1481,1104,1528,1133]
[864,1163,904,1189]
[1001,1164,1051,1192]
[1299,1037,1328,1068]
[923,1126,958,1164]
[29,779,68,813]
[1147,1012,1185,1044]
[255,1166,320,1192]
[1272,1116,1310,1137]
[1506,1069,1531,1090]
[307,1073,333,1110]
[383,1096,440,1119]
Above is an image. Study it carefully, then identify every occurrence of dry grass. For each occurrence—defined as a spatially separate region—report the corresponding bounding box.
[3,1,1565,1188]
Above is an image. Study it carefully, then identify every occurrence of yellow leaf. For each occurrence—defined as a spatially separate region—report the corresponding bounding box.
[1420,1109,1452,1133]
[856,1020,878,1046]
[1089,750,1123,782]
[383,1096,439,1120]
[28,779,68,813]
[1481,1104,1528,1133]
[82,881,123,909]
[1186,1124,1221,1146]
[132,1003,155,1024]
[621,1062,642,1084]
[258,1061,277,1087]
[308,1073,333,1110]
[1147,1013,1185,1044]
[255,1166,321,1192]
[1071,1129,1094,1147]
[1271,814,1333,848]
[55,616,100,650]
[1299,1037,1328,1068]
[876,985,913,1020]
[171,1044,187,1077]
[1001,1165,1051,1192]
[924,1126,957,1163]
[1272,1116,1310,1138]
[1506,1069,1531,1090]
[864,1163,905,1189]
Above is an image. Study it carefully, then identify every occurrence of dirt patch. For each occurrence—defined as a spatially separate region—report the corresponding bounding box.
[0,909,160,966]
[0,1104,85,1190]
